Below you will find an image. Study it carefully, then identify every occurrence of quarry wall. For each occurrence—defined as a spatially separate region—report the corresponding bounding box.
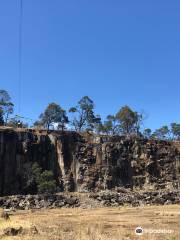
[0,127,179,195]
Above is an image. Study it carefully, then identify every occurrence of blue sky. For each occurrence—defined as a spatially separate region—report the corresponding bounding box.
[0,0,180,129]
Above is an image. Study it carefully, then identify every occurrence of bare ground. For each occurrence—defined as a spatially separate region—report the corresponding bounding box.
[0,205,180,240]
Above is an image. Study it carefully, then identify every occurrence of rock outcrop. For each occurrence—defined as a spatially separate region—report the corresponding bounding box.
[0,190,179,210]
[89,189,180,206]
[0,194,79,210]
[0,127,179,195]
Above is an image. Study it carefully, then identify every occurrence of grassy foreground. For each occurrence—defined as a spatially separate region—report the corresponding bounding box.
[0,205,180,240]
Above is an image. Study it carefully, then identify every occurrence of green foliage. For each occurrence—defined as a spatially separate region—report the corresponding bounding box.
[171,123,180,140]
[143,128,152,139]
[38,103,69,130]
[22,162,42,194]
[148,123,180,141]
[91,114,102,133]
[33,120,43,129]
[0,88,179,142]
[0,90,14,123]
[97,106,144,136]
[0,108,4,125]
[22,162,56,194]
[37,170,56,194]
[116,105,141,134]
[99,115,120,135]
[152,125,170,140]
[69,96,100,132]
[32,162,42,183]
[32,166,57,195]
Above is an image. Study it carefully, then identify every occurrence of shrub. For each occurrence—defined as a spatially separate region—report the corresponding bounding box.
[37,170,57,194]
[32,162,42,183]
[22,162,56,194]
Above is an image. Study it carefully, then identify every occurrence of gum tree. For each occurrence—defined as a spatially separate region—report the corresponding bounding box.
[39,103,69,130]
[0,90,14,123]
[69,96,100,132]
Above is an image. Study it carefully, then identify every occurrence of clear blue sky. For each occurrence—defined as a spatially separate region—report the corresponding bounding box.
[0,0,180,129]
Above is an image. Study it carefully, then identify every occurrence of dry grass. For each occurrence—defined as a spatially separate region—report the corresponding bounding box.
[0,205,180,240]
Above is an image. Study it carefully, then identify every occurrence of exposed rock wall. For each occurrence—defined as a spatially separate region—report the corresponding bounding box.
[0,128,179,195]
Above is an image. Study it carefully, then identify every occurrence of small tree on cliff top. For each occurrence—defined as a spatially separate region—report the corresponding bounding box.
[69,96,100,132]
[0,90,14,123]
[143,128,152,139]
[116,105,142,135]
[100,115,120,135]
[39,103,69,130]
[152,125,170,140]
[171,123,180,140]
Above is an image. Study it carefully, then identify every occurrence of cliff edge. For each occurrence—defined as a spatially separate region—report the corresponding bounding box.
[0,127,179,195]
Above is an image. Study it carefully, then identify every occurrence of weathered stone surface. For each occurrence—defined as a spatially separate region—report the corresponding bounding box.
[0,190,179,210]
[0,194,79,210]
[0,128,179,195]
[89,190,180,206]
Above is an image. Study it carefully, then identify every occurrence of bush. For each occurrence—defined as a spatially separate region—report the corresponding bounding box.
[37,170,57,194]
[22,163,56,194]
[32,162,42,183]
[22,162,42,194]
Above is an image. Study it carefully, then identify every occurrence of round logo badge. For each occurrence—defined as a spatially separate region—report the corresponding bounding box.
[135,226,143,235]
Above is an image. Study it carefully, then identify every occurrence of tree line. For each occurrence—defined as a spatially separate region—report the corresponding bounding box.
[0,89,180,140]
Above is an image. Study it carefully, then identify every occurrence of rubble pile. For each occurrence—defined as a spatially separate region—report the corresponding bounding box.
[0,190,179,210]
[0,194,79,210]
[89,189,180,206]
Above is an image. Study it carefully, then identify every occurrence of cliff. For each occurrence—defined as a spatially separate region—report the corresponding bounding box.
[0,127,179,195]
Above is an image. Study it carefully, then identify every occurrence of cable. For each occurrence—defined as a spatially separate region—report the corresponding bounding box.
[18,0,23,114]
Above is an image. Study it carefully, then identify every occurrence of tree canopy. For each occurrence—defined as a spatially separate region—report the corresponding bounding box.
[69,96,100,132]
[38,103,69,130]
[0,89,179,142]
[171,123,180,140]
[0,89,14,123]
[115,105,141,135]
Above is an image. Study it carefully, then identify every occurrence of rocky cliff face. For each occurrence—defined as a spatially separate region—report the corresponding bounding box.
[0,127,179,195]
